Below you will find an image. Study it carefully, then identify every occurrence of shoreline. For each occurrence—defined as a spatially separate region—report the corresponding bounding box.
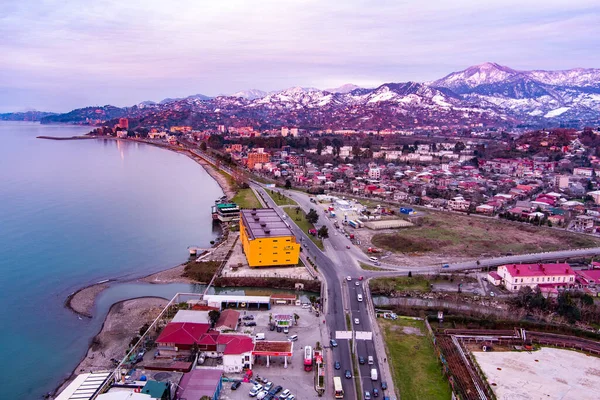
[53,297,169,398]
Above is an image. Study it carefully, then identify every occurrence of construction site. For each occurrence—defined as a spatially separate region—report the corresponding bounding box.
[430,325,600,400]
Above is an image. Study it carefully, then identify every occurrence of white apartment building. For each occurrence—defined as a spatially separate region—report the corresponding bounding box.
[497,263,575,292]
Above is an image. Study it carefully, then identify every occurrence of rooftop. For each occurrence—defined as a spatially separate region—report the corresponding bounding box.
[240,208,295,239]
[155,322,211,345]
[215,309,240,330]
[177,369,222,400]
[502,263,574,278]
[253,341,293,355]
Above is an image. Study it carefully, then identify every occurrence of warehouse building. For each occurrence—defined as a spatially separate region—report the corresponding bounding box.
[239,208,300,267]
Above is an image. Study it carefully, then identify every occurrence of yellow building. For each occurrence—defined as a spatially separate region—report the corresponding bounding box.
[239,209,300,267]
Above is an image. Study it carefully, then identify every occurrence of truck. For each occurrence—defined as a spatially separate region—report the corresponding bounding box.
[400,207,416,215]
[348,220,359,229]
[330,211,336,217]
[367,247,380,253]
[370,368,378,381]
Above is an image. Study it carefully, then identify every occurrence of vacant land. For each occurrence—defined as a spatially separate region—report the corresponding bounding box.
[371,213,600,258]
[283,207,324,250]
[475,347,600,400]
[231,188,262,209]
[380,318,452,400]
[370,276,431,295]
[265,189,297,206]
[182,260,221,283]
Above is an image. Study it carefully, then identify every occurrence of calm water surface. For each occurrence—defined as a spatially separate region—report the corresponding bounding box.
[0,122,224,399]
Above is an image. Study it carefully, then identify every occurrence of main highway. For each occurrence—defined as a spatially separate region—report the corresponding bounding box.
[252,183,389,399]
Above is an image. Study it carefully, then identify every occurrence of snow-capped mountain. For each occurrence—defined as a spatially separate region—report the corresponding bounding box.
[159,93,212,104]
[230,89,267,100]
[43,63,600,128]
[325,83,361,94]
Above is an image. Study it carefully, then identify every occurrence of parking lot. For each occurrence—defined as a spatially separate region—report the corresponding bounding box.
[220,305,327,400]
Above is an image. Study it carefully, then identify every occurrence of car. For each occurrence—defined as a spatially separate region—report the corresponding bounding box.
[243,315,254,320]
[279,389,291,398]
[245,322,257,326]
[381,381,388,390]
[373,388,379,397]
[355,281,360,286]
[277,326,283,332]
[345,370,352,379]
[269,385,283,395]
[490,292,495,297]
[288,334,298,342]
[283,326,289,334]
[330,339,338,347]
[383,397,391,400]
[257,390,269,400]
[346,276,352,281]
[334,361,341,370]
[359,356,365,365]
[359,276,364,280]
[269,324,276,331]
[346,245,351,249]
[365,391,371,400]
[264,382,273,391]
[249,384,263,397]
[287,396,295,400]
[354,318,360,325]
[231,380,241,390]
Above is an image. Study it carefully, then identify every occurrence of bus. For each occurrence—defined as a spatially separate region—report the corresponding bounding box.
[304,346,313,371]
[333,376,344,399]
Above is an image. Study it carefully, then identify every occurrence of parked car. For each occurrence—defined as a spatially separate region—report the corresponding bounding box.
[269,324,276,331]
[257,390,269,400]
[283,326,289,334]
[231,380,241,390]
[359,356,365,365]
[249,384,263,397]
[245,322,257,327]
[288,334,298,342]
[381,381,388,390]
[330,339,338,347]
[345,370,352,379]
[264,381,273,391]
[334,361,341,370]
[287,396,295,400]
[269,385,283,395]
[279,389,291,398]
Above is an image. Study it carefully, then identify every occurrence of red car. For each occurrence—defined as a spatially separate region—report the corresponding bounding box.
[346,245,351,249]
[358,276,364,281]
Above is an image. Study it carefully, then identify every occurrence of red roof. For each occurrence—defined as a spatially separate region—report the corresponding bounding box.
[503,263,574,278]
[156,322,211,345]
[488,271,502,280]
[217,334,255,355]
[576,269,600,284]
[216,309,240,330]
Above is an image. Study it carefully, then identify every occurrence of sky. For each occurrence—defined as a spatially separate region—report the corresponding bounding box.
[1,0,599,112]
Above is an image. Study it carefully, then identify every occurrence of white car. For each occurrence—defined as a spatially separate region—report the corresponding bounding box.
[354,318,360,325]
[346,276,352,281]
[279,389,291,398]
[249,384,263,397]
[355,281,360,286]
[257,390,269,400]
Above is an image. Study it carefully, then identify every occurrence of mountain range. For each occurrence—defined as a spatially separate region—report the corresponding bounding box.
[38,62,600,129]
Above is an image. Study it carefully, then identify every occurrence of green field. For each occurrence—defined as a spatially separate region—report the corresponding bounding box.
[231,188,262,209]
[283,207,324,250]
[265,190,297,206]
[380,318,452,400]
[371,212,600,257]
[370,276,431,294]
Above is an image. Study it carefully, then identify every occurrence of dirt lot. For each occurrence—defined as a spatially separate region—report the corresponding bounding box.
[474,347,600,400]
[368,212,600,259]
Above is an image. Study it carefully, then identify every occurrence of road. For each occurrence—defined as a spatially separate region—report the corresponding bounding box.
[253,183,390,399]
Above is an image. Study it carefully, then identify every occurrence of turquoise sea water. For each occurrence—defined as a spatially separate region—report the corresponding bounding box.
[0,122,224,399]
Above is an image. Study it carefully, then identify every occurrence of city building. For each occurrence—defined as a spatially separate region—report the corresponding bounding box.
[118,118,129,130]
[554,175,570,189]
[588,190,600,205]
[239,208,300,267]
[448,196,470,211]
[247,151,270,169]
[496,263,575,292]
[368,167,381,180]
[573,167,594,177]
[214,309,240,332]
[211,203,240,222]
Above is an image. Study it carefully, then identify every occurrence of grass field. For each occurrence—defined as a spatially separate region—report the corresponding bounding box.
[231,188,262,209]
[371,212,600,257]
[284,207,324,250]
[370,276,431,294]
[380,318,452,400]
[264,189,297,206]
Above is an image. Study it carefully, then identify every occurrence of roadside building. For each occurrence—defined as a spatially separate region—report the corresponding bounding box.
[211,202,240,222]
[218,334,255,372]
[214,309,240,332]
[448,196,470,212]
[247,151,270,169]
[155,322,211,353]
[487,271,502,286]
[177,369,223,400]
[496,263,575,292]
[239,208,300,267]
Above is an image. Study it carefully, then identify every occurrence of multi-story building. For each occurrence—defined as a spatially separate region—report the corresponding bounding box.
[573,167,594,177]
[239,209,300,267]
[554,175,570,189]
[496,263,575,292]
[247,151,270,169]
[448,196,470,211]
[368,167,381,180]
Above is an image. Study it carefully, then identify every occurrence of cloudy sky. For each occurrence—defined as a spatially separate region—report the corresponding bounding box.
[1,0,599,112]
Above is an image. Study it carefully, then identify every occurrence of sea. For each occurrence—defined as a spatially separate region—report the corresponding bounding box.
[0,122,225,399]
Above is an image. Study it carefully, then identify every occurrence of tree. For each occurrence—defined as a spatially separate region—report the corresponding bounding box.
[317,225,329,238]
[284,179,292,189]
[293,313,300,325]
[316,141,323,155]
[306,208,319,224]
[408,271,412,278]
[208,310,221,327]
[207,134,225,149]
[454,141,466,153]
[199,141,207,151]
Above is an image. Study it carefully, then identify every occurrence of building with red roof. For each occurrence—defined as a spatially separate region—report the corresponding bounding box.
[497,263,575,292]
[215,309,240,332]
[155,322,211,351]
[218,334,255,372]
